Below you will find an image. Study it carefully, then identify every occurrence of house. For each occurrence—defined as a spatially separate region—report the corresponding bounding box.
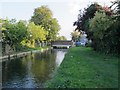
[79,33,88,46]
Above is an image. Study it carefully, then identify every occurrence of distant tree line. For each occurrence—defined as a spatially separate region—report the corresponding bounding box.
[73,0,120,54]
[0,6,66,52]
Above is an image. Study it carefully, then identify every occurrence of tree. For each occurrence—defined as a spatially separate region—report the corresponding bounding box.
[2,19,28,51]
[89,11,114,52]
[73,3,113,40]
[112,0,120,54]
[73,3,102,39]
[31,6,60,41]
[27,22,47,45]
[117,0,120,16]
[89,8,119,54]
[31,6,52,27]
[57,36,67,40]
[73,2,120,54]
[71,30,81,42]
[48,18,60,41]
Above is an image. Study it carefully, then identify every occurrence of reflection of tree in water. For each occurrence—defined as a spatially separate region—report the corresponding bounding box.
[2,58,27,83]
[31,50,56,83]
[2,49,66,88]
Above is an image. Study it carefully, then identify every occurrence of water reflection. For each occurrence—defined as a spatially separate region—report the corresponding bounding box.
[53,49,67,67]
[2,49,67,88]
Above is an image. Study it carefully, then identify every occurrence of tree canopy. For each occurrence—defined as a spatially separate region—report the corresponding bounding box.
[2,19,28,51]
[73,1,120,54]
[31,5,60,41]
[57,36,67,40]
[28,22,47,42]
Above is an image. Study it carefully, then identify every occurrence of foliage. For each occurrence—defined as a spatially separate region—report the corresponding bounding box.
[31,5,53,27]
[113,0,120,54]
[74,1,120,54]
[23,22,48,48]
[1,6,61,52]
[73,3,102,39]
[48,18,61,41]
[88,1,120,54]
[89,11,113,39]
[71,30,81,42]
[31,6,60,41]
[57,36,67,40]
[89,11,113,52]
[28,22,47,41]
[2,19,28,51]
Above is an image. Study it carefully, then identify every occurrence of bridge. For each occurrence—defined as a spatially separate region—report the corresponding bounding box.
[51,40,73,49]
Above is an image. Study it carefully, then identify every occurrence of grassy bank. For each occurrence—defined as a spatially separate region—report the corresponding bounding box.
[20,46,50,52]
[2,45,51,56]
[45,46,118,88]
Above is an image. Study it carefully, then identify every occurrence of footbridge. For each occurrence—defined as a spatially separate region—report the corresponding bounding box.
[51,40,73,49]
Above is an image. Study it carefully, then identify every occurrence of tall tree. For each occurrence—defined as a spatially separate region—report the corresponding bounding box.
[48,18,60,41]
[88,1,120,54]
[31,6,53,29]
[89,11,113,52]
[73,3,102,39]
[113,0,120,54]
[73,1,120,54]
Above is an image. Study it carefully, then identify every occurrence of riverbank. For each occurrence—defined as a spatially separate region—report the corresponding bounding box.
[0,46,51,62]
[45,46,118,88]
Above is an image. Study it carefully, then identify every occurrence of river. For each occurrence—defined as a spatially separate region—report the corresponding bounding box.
[2,49,67,88]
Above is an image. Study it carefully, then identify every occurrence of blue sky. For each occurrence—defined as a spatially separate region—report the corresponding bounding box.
[0,0,115,40]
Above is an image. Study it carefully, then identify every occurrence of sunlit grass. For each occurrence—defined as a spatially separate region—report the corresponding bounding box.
[20,45,50,51]
[45,46,118,88]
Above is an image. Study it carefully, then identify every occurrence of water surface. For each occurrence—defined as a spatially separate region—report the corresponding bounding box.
[2,49,67,88]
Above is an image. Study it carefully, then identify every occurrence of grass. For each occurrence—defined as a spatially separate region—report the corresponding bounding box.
[18,45,50,52]
[2,45,50,56]
[45,46,118,88]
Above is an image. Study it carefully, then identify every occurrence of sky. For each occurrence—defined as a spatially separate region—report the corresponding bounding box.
[0,0,115,40]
